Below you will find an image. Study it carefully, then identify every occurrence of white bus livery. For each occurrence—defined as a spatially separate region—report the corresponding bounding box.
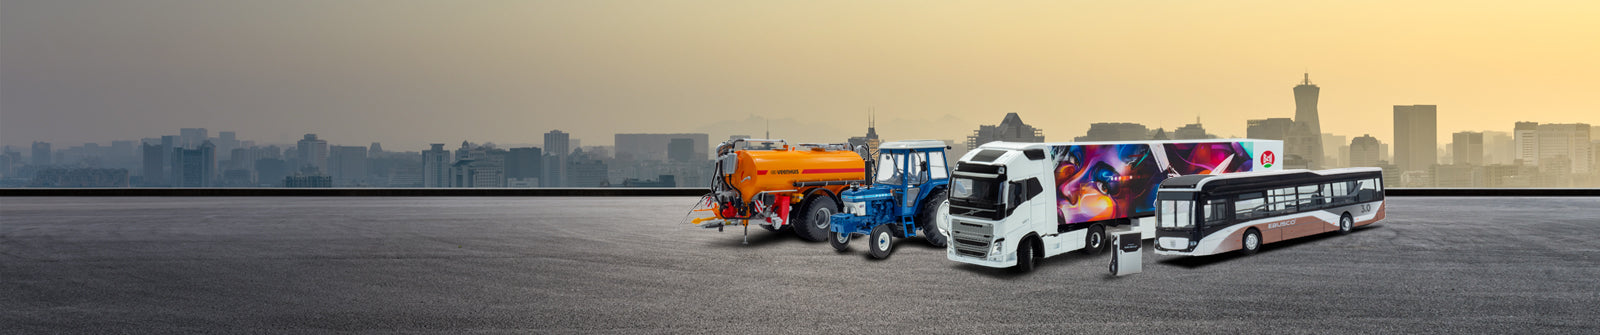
[1152,168,1385,256]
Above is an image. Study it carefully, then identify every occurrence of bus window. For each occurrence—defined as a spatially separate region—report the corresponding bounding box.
[1329,182,1349,205]
[1203,198,1229,226]
[1235,193,1265,220]
[1268,187,1296,213]
[1357,179,1379,202]
[1298,184,1320,208]
[1160,199,1193,229]
[1372,178,1383,193]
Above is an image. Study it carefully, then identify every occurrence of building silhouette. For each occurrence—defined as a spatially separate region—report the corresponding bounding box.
[1246,118,1293,141]
[296,134,328,172]
[1172,119,1216,140]
[667,139,695,162]
[422,143,450,187]
[969,113,1044,148]
[1452,132,1484,166]
[1514,121,1539,164]
[505,147,543,187]
[141,143,165,186]
[328,145,368,186]
[180,128,207,149]
[170,141,215,187]
[615,133,709,162]
[31,142,51,166]
[1350,135,1381,168]
[1075,122,1151,142]
[1535,123,1592,174]
[1393,105,1438,172]
[1288,73,1324,169]
[848,112,882,158]
[255,158,288,187]
[543,130,571,187]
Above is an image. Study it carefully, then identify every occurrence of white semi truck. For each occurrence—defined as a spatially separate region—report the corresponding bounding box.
[942,139,1283,272]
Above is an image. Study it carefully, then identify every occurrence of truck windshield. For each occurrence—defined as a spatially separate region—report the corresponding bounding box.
[1159,199,1194,229]
[951,177,1001,204]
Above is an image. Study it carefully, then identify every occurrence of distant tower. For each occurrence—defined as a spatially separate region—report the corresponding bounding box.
[1288,73,1324,169]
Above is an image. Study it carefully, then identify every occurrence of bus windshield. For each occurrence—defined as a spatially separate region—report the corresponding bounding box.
[951,177,1002,204]
[1159,199,1194,229]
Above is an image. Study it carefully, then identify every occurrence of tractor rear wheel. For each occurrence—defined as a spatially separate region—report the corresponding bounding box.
[916,189,950,248]
[792,196,837,242]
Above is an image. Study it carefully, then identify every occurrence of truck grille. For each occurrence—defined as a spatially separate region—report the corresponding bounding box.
[950,220,993,259]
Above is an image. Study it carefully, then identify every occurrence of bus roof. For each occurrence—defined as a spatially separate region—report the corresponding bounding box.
[974,139,1276,151]
[1160,167,1383,194]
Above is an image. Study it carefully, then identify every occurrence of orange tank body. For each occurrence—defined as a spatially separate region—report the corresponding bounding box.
[727,147,866,204]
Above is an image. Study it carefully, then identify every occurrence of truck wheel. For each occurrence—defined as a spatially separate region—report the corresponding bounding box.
[868,224,894,259]
[1014,237,1038,273]
[916,189,950,248]
[792,196,837,242]
[1242,228,1262,255]
[1080,224,1106,255]
[1338,213,1354,235]
[829,231,851,252]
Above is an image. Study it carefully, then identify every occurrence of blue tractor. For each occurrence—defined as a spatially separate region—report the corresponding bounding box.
[828,140,953,259]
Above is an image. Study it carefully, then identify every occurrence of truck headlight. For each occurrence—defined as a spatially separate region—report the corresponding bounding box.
[988,239,1004,261]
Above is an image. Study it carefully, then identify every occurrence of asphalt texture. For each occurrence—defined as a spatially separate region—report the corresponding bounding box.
[2,196,1597,333]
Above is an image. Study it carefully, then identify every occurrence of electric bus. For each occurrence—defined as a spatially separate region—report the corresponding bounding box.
[1152,167,1385,256]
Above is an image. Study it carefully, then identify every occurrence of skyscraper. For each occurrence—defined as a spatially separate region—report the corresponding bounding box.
[141,143,165,186]
[1514,121,1539,164]
[170,141,215,187]
[505,147,543,187]
[614,133,709,162]
[422,143,450,187]
[328,145,368,186]
[1393,105,1438,172]
[1350,135,1382,168]
[1289,73,1324,169]
[543,130,571,187]
[1536,123,1592,174]
[31,141,51,166]
[296,134,328,173]
[1452,131,1484,166]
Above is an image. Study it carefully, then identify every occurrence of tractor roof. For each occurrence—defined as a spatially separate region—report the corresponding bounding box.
[878,140,948,150]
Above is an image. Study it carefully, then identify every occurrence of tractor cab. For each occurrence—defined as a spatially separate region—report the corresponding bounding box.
[829,140,953,259]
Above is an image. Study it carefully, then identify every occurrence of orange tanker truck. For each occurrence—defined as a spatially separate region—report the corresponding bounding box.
[690,139,868,243]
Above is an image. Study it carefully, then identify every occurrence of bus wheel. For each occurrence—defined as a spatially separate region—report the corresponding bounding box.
[829,231,851,252]
[793,196,837,242]
[1080,224,1106,255]
[868,224,894,259]
[1338,213,1354,235]
[1242,228,1262,255]
[1014,237,1038,273]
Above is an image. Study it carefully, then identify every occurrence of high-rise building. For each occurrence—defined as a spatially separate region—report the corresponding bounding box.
[545,130,571,157]
[31,141,51,166]
[1289,73,1324,169]
[217,131,237,160]
[1483,131,1515,165]
[1535,123,1592,174]
[1514,121,1539,164]
[254,158,288,187]
[1452,132,1484,166]
[543,130,572,187]
[567,149,609,187]
[1074,122,1147,142]
[505,147,543,187]
[1393,105,1438,172]
[970,113,1045,148]
[615,133,710,162]
[141,143,166,186]
[1246,118,1294,140]
[180,128,208,149]
[369,142,383,154]
[1172,120,1215,140]
[1350,135,1381,168]
[422,144,451,187]
[328,145,368,186]
[668,139,695,162]
[848,112,882,158]
[1322,133,1347,168]
[296,134,328,172]
[170,141,215,187]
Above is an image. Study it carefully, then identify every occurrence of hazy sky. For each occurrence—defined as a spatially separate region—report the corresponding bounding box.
[3,0,1597,150]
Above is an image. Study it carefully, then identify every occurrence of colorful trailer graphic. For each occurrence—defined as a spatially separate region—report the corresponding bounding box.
[1052,141,1269,225]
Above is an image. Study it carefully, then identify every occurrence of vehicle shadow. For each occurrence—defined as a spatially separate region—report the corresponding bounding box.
[1157,226,1384,269]
[703,228,806,248]
[949,247,1107,279]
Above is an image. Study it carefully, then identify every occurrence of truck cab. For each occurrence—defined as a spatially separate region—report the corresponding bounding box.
[945,142,1070,271]
[828,140,953,259]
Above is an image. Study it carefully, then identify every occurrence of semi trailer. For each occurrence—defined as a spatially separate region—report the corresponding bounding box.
[690,139,867,243]
[945,139,1282,272]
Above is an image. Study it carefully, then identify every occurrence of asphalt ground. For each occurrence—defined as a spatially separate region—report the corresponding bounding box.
[2,196,1597,333]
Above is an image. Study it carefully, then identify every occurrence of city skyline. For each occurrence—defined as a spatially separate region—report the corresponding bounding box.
[4,1,1598,150]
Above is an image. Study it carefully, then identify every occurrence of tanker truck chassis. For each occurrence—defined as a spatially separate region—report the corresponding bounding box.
[689,139,868,244]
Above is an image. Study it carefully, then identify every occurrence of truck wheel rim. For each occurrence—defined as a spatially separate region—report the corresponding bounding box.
[1089,232,1100,248]
[877,232,890,251]
[814,208,832,229]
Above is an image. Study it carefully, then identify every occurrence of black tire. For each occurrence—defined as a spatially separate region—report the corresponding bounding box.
[916,189,950,248]
[792,195,837,242]
[868,224,894,259]
[1241,228,1262,255]
[1014,237,1038,273]
[1080,224,1107,255]
[1338,213,1354,235]
[829,231,851,252]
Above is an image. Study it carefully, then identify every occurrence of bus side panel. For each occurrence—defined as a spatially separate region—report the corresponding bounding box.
[1356,201,1385,227]
[1050,141,1266,228]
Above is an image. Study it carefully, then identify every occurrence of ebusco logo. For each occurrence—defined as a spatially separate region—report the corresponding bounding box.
[1260,150,1276,168]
